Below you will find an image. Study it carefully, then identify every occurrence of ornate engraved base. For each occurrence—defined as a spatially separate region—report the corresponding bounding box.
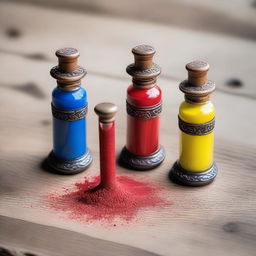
[120,146,165,170]
[46,150,93,174]
[170,161,218,186]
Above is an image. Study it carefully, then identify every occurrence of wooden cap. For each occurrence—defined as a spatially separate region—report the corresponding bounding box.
[56,47,79,73]
[50,47,86,91]
[132,45,155,69]
[94,103,118,123]
[186,60,209,86]
[126,44,161,87]
[180,60,215,104]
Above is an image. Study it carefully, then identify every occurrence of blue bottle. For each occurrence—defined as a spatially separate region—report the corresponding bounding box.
[47,48,93,174]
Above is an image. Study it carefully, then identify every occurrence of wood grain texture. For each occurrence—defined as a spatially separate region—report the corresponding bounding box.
[0,2,255,256]
[0,1,255,99]
[0,216,158,256]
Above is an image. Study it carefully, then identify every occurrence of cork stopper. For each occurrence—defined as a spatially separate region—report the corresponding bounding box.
[94,103,118,123]
[56,48,79,73]
[180,60,215,104]
[50,47,86,91]
[186,60,209,86]
[126,44,161,87]
[132,45,155,69]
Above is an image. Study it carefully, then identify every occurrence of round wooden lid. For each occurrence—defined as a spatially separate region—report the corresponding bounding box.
[94,103,118,123]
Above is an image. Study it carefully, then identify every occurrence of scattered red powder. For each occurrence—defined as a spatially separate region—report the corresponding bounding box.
[46,175,168,223]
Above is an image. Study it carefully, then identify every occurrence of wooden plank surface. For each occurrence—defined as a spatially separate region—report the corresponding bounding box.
[0,2,256,256]
[0,1,256,100]
[0,216,158,256]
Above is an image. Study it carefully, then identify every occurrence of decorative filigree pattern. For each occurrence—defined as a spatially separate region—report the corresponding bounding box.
[121,146,165,170]
[126,101,162,119]
[178,116,215,136]
[171,161,218,185]
[126,63,161,76]
[51,66,86,78]
[47,150,93,173]
[51,104,87,122]
[179,80,215,93]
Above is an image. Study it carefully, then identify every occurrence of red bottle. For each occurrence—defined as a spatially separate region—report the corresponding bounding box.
[120,45,165,170]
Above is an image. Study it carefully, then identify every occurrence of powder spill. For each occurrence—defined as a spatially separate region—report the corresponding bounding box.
[46,175,168,223]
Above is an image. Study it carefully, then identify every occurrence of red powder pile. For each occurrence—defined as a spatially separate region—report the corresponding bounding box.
[46,175,168,222]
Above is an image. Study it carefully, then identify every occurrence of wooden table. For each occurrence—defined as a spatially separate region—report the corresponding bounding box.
[0,2,255,255]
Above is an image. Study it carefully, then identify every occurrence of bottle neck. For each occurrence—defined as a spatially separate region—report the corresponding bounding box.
[185,95,209,104]
[57,80,81,92]
[132,78,156,89]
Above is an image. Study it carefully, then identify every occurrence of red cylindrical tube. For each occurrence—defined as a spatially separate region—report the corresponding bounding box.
[95,102,118,188]
[99,122,116,189]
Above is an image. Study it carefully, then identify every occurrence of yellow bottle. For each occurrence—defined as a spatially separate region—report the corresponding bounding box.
[170,60,217,186]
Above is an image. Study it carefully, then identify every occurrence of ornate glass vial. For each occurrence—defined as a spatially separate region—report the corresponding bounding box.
[170,60,217,186]
[47,48,93,174]
[120,45,165,170]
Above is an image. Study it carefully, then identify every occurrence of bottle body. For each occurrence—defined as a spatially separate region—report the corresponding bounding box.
[126,84,161,156]
[179,101,215,172]
[52,87,87,161]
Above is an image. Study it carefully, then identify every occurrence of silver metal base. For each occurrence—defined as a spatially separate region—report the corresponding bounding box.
[170,161,218,186]
[47,150,93,174]
[120,146,165,170]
